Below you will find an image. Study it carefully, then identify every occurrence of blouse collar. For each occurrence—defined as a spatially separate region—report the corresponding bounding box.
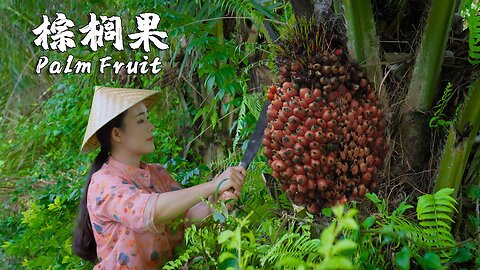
[106,155,151,183]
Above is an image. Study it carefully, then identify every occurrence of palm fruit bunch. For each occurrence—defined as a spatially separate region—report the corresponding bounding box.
[263,18,387,214]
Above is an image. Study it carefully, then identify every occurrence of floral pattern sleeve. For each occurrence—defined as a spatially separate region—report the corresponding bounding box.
[88,170,160,233]
[152,163,182,191]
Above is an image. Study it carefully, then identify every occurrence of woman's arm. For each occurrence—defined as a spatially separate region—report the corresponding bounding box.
[184,191,240,228]
[182,173,238,227]
[153,180,215,226]
[183,194,215,228]
[153,166,246,229]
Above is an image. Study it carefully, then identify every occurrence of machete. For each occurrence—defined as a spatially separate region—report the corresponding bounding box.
[238,100,270,169]
[220,100,270,195]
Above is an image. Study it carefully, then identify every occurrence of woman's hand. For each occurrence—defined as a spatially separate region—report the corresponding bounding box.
[219,190,239,210]
[211,166,246,195]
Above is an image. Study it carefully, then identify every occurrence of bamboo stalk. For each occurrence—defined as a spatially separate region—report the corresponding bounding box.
[406,1,457,112]
[434,79,480,198]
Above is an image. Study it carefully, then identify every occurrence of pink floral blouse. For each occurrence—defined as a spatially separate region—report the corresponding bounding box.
[86,155,210,269]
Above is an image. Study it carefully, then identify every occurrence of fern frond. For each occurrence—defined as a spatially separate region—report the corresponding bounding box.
[207,147,243,173]
[429,82,455,128]
[232,91,263,150]
[212,0,272,42]
[162,244,201,270]
[261,232,321,267]
[464,0,480,64]
[214,0,252,20]
[416,188,458,263]
[233,96,247,150]
[243,92,263,120]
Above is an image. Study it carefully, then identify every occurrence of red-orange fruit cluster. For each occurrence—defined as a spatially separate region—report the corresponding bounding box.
[264,45,388,214]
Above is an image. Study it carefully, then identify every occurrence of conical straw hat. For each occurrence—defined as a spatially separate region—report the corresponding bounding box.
[80,86,160,153]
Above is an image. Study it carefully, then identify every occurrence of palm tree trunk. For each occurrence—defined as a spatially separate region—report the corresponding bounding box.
[398,0,457,180]
[434,79,480,198]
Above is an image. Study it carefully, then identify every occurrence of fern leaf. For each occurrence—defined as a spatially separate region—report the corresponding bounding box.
[233,97,247,150]
[465,0,480,64]
[212,0,273,42]
[207,148,243,173]
[419,220,451,229]
[468,13,480,64]
[233,91,263,151]
[243,92,263,120]
[261,233,321,266]
[429,82,454,128]
[416,188,457,263]
[162,245,201,270]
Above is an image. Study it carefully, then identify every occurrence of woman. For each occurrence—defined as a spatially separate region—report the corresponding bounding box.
[73,86,246,269]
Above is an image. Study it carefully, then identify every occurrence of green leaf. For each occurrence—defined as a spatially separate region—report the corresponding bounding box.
[365,192,382,204]
[418,213,454,222]
[332,205,344,218]
[332,239,357,255]
[61,255,70,264]
[466,185,480,200]
[322,207,332,217]
[418,205,456,215]
[345,208,358,219]
[434,188,455,197]
[192,106,210,123]
[205,75,215,92]
[343,218,359,230]
[213,211,226,223]
[277,256,308,268]
[54,195,61,206]
[218,251,238,267]
[419,220,451,228]
[362,216,376,228]
[211,110,218,129]
[450,247,473,263]
[319,223,336,256]
[468,214,480,228]
[418,252,443,270]
[1,241,11,249]
[395,201,414,215]
[217,87,226,100]
[318,256,353,269]
[218,230,234,243]
[395,246,411,270]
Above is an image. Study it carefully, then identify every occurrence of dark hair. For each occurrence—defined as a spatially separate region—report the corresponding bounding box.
[73,110,127,263]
